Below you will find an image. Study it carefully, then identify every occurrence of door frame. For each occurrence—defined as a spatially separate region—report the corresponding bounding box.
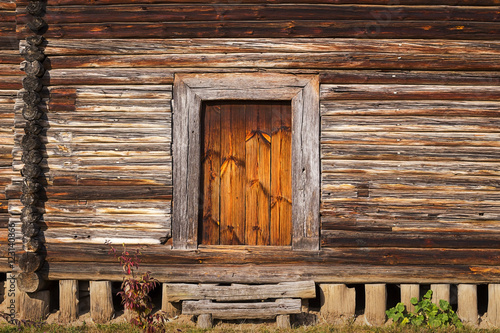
[172,73,320,250]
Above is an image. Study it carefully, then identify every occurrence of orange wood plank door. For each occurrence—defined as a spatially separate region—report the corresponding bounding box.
[200,101,291,246]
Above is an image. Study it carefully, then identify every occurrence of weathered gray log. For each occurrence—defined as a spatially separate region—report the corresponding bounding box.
[90,281,114,323]
[400,284,419,313]
[26,35,44,46]
[183,298,302,320]
[22,179,42,194]
[24,60,45,77]
[19,252,44,273]
[22,45,44,62]
[22,104,42,121]
[23,76,42,92]
[21,134,41,151]
[21,206,41,224]
[319,283,355,321]
[161,283,181,317]
[17,290,50,321]
[457,284,478,326]
[20,193,39,206]
[27,17,47,32]
[59,280,79,323]
[17,272,47,293]
[365,284,386,326]
[27,1,44,15]
[24,121,43,135]
[21,164,41,179]
[22,90,41,105]
[165,281,315,302]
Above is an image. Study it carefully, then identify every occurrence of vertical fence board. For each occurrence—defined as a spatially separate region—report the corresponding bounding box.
[400,284,419,313]
[365,284,386,326]
[457,284,478,326]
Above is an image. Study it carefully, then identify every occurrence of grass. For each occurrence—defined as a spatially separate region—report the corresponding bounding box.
[1,321,500,333]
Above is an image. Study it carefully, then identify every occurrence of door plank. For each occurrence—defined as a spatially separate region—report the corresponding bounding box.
[220,103,246,245]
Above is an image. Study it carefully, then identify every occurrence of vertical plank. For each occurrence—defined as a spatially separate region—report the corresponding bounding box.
[457,284,478,326]
[162,283,181,318]
[319,283,355,322]
[365,284,386,326]
[220,102,246,245]
[431,284,450,305]
[400,284,419,313]
[18,290,50,321]
[90,281,114,323]
[488,284,500,327]
[245,103,271,245]
[291,77,320,250]
[200,102,221,245]
[270,102,292,246]
[59,280,79,323]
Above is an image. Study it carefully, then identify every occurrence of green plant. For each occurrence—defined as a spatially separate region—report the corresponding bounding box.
[386,290,463,329]
[106,241,167,333]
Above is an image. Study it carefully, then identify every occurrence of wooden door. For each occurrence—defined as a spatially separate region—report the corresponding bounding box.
[199,101,292,246]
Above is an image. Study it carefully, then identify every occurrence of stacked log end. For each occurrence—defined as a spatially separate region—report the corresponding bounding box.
[18,0,47,295]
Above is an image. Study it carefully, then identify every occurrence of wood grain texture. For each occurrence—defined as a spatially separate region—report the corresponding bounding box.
[182,298,302,319]
[165,280,315,302]
[219,102,246,245]
[270,103,292,246]
[245,103,271,245]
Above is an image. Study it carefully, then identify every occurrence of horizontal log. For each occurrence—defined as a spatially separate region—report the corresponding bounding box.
[9,198,171,215]
[322,131,500,149]
[14,128,172,144]
[165,280,316,302]
[45,53,500,71]
[321,144,500,162]
[13,0,500,6]
[321,230,500,248]
[43,68,500,86]
[16,5,500,24]
[322,173,500,192]
[6,185,172,200]
[17,20,500,40]
[43,243,500,266]
[15,112,171,128]
[321,160,500,177]
[49,85,172,99]
[322,116,500,133]
[321,101,500,116]
[47,172,171,186]
[29,38,500,56]
[44,262,500,284]
[43,227,170,244]
[321,199,500,225]
[321,84,500,100]
[12,143,172,159]
[182,299,302,319]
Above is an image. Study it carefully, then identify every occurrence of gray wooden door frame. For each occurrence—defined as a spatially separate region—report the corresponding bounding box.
[172,73,320,250]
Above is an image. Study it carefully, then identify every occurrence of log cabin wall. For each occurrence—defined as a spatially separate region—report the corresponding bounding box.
[3,0,500,283]
[0,0,21,272]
